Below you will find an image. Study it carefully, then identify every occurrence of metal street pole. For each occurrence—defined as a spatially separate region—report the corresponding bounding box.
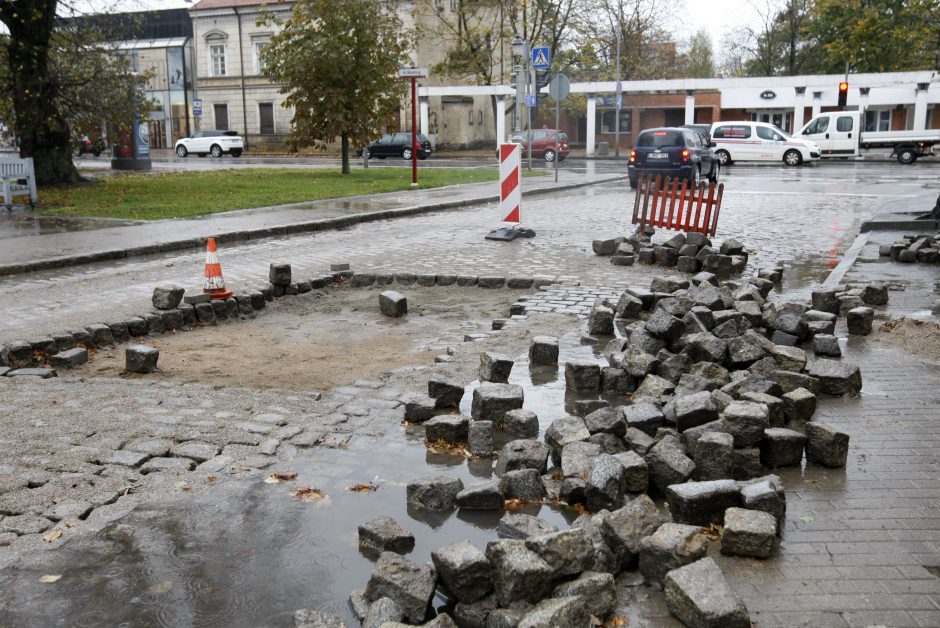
[527,65,533,172]
[411,76,418,186]
[614,7,622,158]
[514,62,524,133]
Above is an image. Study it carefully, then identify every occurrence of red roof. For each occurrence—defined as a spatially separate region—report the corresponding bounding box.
[191,0,278,9]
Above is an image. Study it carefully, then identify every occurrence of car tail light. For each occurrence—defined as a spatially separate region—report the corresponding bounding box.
[681,149,690,162]
[629,150,636,163]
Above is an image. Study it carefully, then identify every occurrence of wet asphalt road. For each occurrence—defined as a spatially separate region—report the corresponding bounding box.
[0,160,936,345]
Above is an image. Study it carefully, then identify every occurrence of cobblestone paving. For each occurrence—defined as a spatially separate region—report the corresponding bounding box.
[1,163,927,344]
[1,163,939,625]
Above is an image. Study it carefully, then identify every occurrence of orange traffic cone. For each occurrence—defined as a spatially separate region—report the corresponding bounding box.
[203,237,233,299]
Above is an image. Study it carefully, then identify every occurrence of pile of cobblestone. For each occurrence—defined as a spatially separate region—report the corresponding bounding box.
[878,232,940,264]
[326,264,879,628]
[593,228,749,278]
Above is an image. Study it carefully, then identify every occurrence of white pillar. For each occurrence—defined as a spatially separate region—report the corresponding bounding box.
[586,96,597,156]
[792,87,805,134]
[496,97,506,145]
[857,87,870,121]
[811,91,822,119]
[419,98,429,137]
[913,83,929,131]
[684,91,695,125]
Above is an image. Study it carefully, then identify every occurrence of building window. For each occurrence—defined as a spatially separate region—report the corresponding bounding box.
[597,110,631,134]
[253,38,270,74]
[259,102,275,134]
[209,43,226,76]
[214,103,229,130]
[864,109,890,132]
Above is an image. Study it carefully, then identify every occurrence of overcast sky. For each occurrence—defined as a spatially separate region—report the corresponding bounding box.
[79,0,761,52]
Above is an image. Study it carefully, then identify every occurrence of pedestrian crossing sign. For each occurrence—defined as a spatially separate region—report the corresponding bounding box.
[532,47,550,69]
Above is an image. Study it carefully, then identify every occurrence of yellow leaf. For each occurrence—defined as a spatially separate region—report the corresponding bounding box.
[346,482,377,493]
[266,471,299,484]
[39,575,62,583]
[293,486,326,501]
[43,529,63,543]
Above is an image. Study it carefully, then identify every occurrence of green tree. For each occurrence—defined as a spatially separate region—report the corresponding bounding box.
[0,1,151,185]
[684,28,715,78]
[260,0,409,174]
[812,0,940,72]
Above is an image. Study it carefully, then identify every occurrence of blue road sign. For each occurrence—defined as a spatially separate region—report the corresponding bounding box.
[532,46,550,69]
[525,94,537,107]
[193,98,203,117]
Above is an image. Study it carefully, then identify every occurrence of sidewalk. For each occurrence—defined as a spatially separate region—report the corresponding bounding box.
[0,170,626,277]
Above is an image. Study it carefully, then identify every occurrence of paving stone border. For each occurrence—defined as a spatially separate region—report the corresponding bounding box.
[0,264,558,375]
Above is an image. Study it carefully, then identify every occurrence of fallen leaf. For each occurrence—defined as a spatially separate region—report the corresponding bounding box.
[293,486,326,501]
[206,475,219,484]
[147,580,174,595]
[265,471,299,484]
[607,616,629,627]
[799,514,816,523]
[175,481,191,492]
[425,439,471,458]
[63,520,80,528]
[39,574,62,583]
[230,466,253,473]
[346,482,378,493]
[43,529,63,543]
[702,523,724,540]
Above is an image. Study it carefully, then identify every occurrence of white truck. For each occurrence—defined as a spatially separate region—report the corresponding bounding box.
[797,111,940,164]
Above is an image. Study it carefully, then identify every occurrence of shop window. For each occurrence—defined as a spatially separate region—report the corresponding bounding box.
[597,110,631,134]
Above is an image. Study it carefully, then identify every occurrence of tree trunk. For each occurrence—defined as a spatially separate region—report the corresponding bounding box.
[3,0,81,186]
[341,133,350,175]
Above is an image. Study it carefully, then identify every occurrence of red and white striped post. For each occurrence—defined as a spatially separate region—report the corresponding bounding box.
[499,143,521,224]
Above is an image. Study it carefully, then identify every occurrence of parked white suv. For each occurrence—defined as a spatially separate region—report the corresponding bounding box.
[709,121,820,166]
[175,130,244,158]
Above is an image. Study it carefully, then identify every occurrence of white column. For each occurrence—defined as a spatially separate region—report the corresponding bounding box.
[792,87,806,133]
[811,91,822,119]
[586,96,597,156]
[496,97,506,145]
[419,98,429,137]
[858,87,870,121]
[684,91,695,125]
[913,83,929,131]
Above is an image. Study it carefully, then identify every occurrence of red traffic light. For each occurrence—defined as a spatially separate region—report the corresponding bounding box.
[839,82,848,92]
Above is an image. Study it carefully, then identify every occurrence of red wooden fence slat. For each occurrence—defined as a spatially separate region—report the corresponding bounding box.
[631,175,724,236]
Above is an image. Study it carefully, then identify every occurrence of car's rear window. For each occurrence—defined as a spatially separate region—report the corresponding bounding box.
[636,131,684,148]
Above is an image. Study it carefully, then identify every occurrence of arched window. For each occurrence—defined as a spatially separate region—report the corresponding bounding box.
[205,31,228,77]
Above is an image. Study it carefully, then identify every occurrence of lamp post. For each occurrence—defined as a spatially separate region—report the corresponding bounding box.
[511,35,526,134]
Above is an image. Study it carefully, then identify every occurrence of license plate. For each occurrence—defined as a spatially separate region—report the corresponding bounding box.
[648,152,668,160]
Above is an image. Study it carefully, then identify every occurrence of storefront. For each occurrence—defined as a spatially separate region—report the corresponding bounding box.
[116,38,196,148]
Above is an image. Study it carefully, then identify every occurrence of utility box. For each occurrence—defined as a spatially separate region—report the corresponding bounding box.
[596,141,609,156]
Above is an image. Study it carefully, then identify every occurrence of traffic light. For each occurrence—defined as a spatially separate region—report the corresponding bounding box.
[838,82,848,107]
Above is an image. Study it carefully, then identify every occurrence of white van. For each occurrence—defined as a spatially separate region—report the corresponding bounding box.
[709,121,821,166]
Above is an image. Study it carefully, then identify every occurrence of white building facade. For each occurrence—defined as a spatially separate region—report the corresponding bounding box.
[189,0,294,148]
[188,1,939,153]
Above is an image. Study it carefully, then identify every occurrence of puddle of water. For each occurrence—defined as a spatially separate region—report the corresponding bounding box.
[0,213,137,240]
[0,331,625,627]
